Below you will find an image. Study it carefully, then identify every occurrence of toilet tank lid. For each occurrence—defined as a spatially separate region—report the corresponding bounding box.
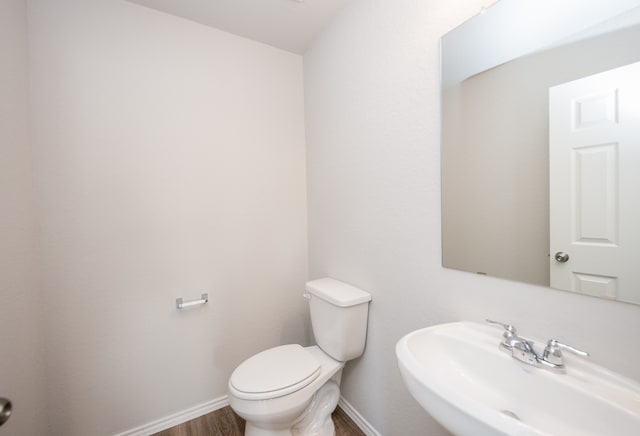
[305,278,371,307]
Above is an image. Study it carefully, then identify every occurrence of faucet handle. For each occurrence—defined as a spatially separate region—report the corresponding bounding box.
[542,339,589,367]
[485,319,516,333]
[545,339,589,356]
[486,319,526,350]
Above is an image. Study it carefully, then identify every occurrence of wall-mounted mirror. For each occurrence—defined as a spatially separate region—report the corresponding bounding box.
[441,0,640,305]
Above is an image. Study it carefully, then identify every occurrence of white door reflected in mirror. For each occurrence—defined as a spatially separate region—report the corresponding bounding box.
[549,61,640,303]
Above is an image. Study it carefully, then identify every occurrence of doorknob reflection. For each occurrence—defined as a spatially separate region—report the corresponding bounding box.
[0,397,12,427]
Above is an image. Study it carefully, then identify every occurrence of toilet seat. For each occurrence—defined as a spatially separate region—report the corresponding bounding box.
[229,344,321,401]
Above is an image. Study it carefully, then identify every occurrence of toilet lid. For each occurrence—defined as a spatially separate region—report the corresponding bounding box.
[230,344,320,400]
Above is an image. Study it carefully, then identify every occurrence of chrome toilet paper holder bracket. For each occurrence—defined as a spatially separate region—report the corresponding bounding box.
[176,293,209,309]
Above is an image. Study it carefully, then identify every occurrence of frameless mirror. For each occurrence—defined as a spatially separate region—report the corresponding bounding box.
[441,0,640,305]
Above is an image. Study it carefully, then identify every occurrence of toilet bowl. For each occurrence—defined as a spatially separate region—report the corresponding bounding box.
[228,278,371,436]
[229,346,343,436]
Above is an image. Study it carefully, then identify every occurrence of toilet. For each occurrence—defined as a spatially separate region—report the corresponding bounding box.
[228,277,372,436]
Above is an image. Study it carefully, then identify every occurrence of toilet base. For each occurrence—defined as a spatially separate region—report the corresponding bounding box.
[245,426,294,436]
[293,380,339,436]
[243,380,340,436]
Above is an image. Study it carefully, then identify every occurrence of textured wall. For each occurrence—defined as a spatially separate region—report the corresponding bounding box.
[27,1,309,434]
[304,0,640,434]
[0,0,47,434]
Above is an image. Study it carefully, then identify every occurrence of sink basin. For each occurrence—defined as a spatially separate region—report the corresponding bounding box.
[396,321,640,436]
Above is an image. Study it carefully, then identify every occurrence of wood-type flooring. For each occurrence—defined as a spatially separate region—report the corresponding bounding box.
[152,405,366,436]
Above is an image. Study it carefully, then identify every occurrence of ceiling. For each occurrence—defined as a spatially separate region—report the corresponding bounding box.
[127,0,350,54]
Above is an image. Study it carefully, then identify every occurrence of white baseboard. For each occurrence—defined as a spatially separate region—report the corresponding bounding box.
[338,396,382,436]
[114,395,229,436]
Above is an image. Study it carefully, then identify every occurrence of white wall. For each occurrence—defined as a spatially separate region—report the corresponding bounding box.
[304,0,640,434]
[0,1,47,435]
[27,1,308,434]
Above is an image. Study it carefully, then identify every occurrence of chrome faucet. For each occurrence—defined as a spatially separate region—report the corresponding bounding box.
[486,320,589,370]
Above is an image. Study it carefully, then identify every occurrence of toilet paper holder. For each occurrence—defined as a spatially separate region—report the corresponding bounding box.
[176,293,208,309]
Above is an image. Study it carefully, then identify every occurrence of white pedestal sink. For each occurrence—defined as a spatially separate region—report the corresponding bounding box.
[396,321,640,436]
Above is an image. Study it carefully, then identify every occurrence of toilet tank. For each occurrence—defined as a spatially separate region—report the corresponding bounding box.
[305,278,372,362]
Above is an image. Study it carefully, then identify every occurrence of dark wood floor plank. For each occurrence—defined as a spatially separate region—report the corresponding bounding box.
[333,406,366,436]
[213,406,245,436]
[152,405,363,436]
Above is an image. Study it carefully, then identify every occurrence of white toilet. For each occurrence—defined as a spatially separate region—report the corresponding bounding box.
[228,277,372,436]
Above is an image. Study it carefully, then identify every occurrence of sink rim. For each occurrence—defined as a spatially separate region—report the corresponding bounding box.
[396,321,640,436]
